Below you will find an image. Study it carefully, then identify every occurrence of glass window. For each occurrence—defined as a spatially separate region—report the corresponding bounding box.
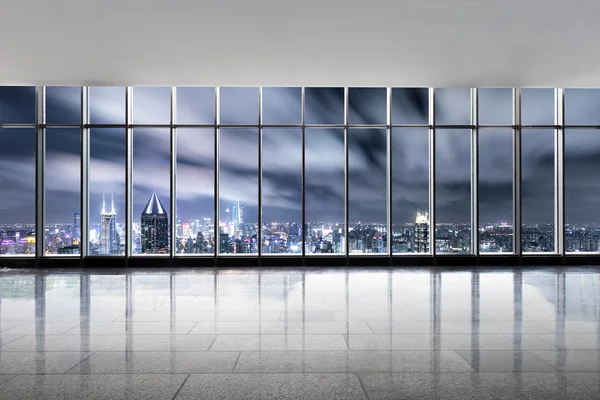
[305,128,345,254]
[392,88,429,125]
[565,129,600,253]
[0,128,35,255]
[391,128,429,254]
[261,128,302,254]
[89,128,125,255]
[176,87,215,125]
[435,88,471,125]
[133,87,171,125]
[479,88,512,125]
[219,128,258,254]
[521,89,554,126]
[45,128,81,255]
[479,129,514,253]
[90,87,125,125]
[0,86,35,124]
[132,128,170,255]
[262,87,302,125]
[565,89,600,126]
[46,86,81,125]
[348,88,386,125]
[522,129,555,253]
[348,128,387,254]
[435,129,472,254]
[305,88,344,125]
[176,128,215,254]
[220,87,258,125]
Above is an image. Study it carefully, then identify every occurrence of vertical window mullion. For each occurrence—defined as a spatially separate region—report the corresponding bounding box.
[35,86,46,260]
[555,88,565,256]
[344,87,349,260]
[513,88,522,256]
[170,87,177,258]
[386,87,392,259]
[258,87,263,259]
[471,88,479,256]
[125,87,133,260]
[214,87,220,258]
[80,87,90,259]
[429,88,436,257]
[301,87,306,260]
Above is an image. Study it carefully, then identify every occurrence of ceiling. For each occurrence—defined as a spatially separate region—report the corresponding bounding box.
[1,0,599,87]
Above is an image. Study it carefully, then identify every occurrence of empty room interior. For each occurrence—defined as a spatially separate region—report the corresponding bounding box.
[1,0,600,399]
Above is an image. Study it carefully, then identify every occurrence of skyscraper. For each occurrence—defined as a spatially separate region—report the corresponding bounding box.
[73,212,80,242]
[141,192,169,254]
[415,211,429,253]
[99,194,120,255]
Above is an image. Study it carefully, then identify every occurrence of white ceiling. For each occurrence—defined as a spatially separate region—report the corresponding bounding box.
[1,0,600,87]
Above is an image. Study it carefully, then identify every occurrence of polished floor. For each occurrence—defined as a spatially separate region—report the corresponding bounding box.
[0,267,599,399]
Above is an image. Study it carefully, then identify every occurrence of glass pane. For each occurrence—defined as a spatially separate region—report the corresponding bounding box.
[305,88,344,125]
[45,128,81,255]
[565,129,600,252]
[306,128,345,254]
[435,88,471,125]
[262,128,302,254]
[90,87,125,125]
[391,128,429,254]
[479,88,512,125]
[220,87,258,125]
[89,128,125,255]
[479,129,513,253]
[46,86,81,125]
[0,86,35,124]
[522,129,555,253]
[392,88,429,125]
[176,128,214,254]
[0,128,35,255]
[133,87,170,124]
[348,128,387,254]
[435,129,471,254]
[262,87,302,125]
[133,128,170,255]
[521,89,554,126]
[565,89,600,126]
[348,88,386,125]
[176,87,215,125]
[219,128,258,254]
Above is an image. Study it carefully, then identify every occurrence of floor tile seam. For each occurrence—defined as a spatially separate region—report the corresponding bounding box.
[185,321,201,334]
[0,334,27,347]
[110,313,127,322]
[0,321,26,333]
[364,321,376,334]
[528,333,564,350]
[0,375,18,387]
[169,373,191,400]
[231,352,242,372]
[351,372,370,400]
[62,351,97,374]
[4,371,577,376]
[0,350,496,353]
[205,335,219,351]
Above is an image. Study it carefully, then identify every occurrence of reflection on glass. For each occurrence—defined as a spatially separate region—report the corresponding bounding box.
[0,129,35,255]
[565,89,600,126]
[90,87,125,125]
[305,128,345,254]
[435,88,471,125]
[305,88,344,125]
[435,129,471,254]
[133,87,170,125]
[479,129,513,253]
[392,88,429,125]
[0,86,35,124]
[348,88,386,125]
[391,128,429,254]
[133,129,170,255]
[176,87,214,125]
[262,88,302,125]
[565,129,600,253]
[479,88,512,125]
[220,88,258,125]
[219,128,258,254]
[261,129,302,254]
[522,129,555,253]
[348,128,387,254]
[89,129,125,255]
[176,128,215,254]
[45,128,81,255]
[46,86,81,125]
[521,89,554,126]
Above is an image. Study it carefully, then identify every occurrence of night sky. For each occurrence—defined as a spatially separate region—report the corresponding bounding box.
[1,86,599,227]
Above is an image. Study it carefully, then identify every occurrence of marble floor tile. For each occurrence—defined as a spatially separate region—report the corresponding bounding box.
[455,350,558,372]
[62,321,198,335]
[0,351,93,374]
[531,333,600,350]
[0,374,187,400]
[1,321,82,335]
[530,350,600,371]
[209,334,348,351]
[175,373,367,400]
[0,374,16,385]
[0,334,26,348]
[0,321,22,332]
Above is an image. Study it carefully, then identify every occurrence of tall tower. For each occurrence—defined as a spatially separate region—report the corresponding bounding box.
[141,192,169,254]
[414,211,429,253]
[73,212,81,242]
[99,194,120,254]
